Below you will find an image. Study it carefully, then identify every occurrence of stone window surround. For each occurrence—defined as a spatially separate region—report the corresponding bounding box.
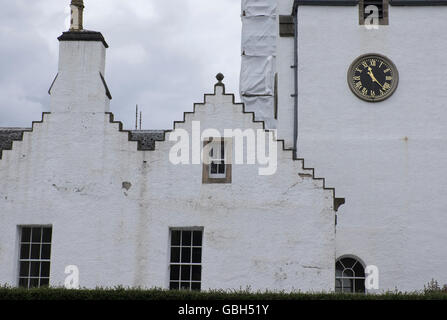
[359,0,390,26]
[202,137,232,184]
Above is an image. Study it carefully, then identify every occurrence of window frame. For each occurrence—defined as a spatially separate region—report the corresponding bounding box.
[359,0,389,26]
[335,256,366,293]
[17,225,52,289]
[202,137,232,184]
[168,227,204,291]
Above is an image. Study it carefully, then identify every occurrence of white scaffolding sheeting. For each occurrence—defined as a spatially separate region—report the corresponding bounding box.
[241,0,277,17]
[240,0,277,129]
[240,55,275,95]
[241,16,276,56]
[242,95,276,129]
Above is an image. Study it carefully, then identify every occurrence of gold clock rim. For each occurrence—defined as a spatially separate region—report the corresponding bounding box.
[347,53,399,103]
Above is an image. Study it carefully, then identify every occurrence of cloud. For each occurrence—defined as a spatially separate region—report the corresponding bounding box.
[0,0,242,129]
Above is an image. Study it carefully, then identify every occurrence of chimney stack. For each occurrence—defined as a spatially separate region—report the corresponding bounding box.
[49,1,112,114]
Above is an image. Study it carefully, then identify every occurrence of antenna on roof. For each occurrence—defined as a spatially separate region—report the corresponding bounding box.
[139,111,142,130]
[135,105,138,130]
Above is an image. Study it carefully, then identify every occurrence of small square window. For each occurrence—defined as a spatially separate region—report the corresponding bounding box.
[359,0,389,26]
[202,138,232,184]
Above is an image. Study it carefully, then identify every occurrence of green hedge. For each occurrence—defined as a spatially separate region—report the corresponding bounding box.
[0,287,446,300]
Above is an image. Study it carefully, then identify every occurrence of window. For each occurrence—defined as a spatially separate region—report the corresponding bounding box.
[209,139,226,178]
[169,229,203,291]
[335,257,366,293]
[202,138,232,184]
[359,0,389,26]
[279,15,294,37]
[18,226,52,288]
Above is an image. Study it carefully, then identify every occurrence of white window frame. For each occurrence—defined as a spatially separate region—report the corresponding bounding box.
[18,225,52,288]
[335,256,366,293]
[208,139,226,179]
[169,228,204,291]
[202,138,232,184]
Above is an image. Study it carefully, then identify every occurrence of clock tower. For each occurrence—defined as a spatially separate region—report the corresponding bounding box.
[270,0,447,292]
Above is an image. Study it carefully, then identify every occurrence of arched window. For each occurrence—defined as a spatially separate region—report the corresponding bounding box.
[335,256,366,293]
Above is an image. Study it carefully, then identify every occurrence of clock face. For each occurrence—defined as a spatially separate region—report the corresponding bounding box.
[347,54,399,102]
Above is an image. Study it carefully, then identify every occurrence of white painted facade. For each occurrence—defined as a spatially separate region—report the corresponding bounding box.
[0,27,336,291]
[277,0,447,292]
[2,0,445,293]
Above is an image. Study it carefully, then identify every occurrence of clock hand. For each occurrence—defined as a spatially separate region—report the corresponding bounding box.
[367,67,385,90]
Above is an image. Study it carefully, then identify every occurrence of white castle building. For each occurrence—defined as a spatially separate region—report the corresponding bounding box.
[1,0,446,293]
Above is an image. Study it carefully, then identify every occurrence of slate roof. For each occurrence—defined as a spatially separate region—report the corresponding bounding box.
[0,128,29,159]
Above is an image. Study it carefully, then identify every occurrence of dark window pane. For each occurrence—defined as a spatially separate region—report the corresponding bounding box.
[20,244,30,259]
[40,262,50,278]
[180,282,190,290]
[343,269,354,277]
[19,278,29,288]
[342,279,353,293]
[31,244,41,259]
[192,265,201,281]
[171,230,181,246]
[41,244,51,260]
[40,278,49,287]
[181,231,192,246]
[192,248,202,263]
[42,228,52,243]
[341,258,356,269]
[181,265,191,281]
[210,163,218,174]
[335,279,342,291]
[30,262,40,277]
[335,268,342,277]
[169,282,179,290]
[181,248,191,263]
[170,265,180,281]
[170,247,180,263]
[192,231,202,246]
[220,141,225,158]
[355,279,366,293]
[31,227,42,243]
[353,262,365,277]
[191,282,201,291]
[21,228,31,242]
[29,278,39,288]
[218,162,225,174]
[19,262,30,277]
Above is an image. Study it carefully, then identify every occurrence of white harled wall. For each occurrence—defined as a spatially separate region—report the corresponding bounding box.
[277,1,447,292]
[50,41,109,114]
[0,36,336,290]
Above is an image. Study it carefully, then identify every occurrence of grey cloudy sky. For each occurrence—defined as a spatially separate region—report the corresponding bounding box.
[0,0,242,129]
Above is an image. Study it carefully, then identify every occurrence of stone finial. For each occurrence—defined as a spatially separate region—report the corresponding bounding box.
[70,0,84,31]
[216,73,224,83]
[215,73,225,93]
